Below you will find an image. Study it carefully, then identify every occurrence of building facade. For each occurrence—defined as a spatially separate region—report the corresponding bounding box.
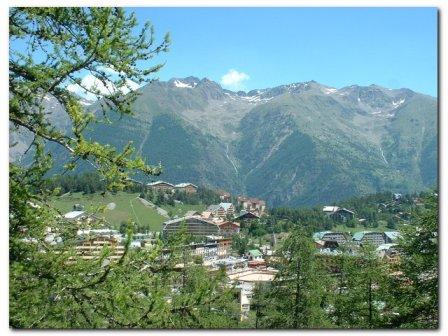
[218,191,231,202]
[206,203,235,218]
[322,206,355,222]
[175,183,198,194]
[162,216,220,238]
[313,231,350,245]
[217,221,240,237]
[353,231,387,247]
[147,181,175,192]
[237,196,266,216]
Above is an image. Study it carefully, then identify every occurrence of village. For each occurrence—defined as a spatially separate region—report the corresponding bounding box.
[37,180,408,321]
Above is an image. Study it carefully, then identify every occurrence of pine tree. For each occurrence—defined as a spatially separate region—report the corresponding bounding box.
[255,228,331,328]
[9,8,239,329]
[385,195,438,328]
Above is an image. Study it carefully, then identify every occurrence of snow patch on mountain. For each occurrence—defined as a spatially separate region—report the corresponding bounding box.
[392,98,405,109]
[240,95,273,104]
[174,80,197,88]
[324,88,337,95]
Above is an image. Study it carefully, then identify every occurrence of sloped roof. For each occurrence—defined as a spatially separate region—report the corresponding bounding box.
[353,231,384,241]
[201,211,212,218]
[312,231,333,241]
[248,249,262,257]
[175,182,198,188]
[206,204,221,212]
[163,216,216,227]
[236,211,260,219]
[64,210,85,219]
[384,231,401,241]
[219,203,233,211]
[339,208,355,215]
[218,221,240,228]
[147,180,174,187]
[353,231,371,241]
[323,206,340,212]
[314,240,326,246]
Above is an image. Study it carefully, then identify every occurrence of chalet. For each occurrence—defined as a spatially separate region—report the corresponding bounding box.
[376,244,400,263]
[218,191,231,202]
[63,211,100,225]
[190,243,206,257]
[237,196,266,216]
[188,240,231,259]
[217,221,240,237]
[333,208,355,221]
[247,249,263,261]
[147,181,175,193]
[235,210,260,221]
[206,236,233,258]
[393,193,403,201]
[175,182,198,194]
[322,206,355,222]
[323,206,340,215]
[206,202,235,218]
[352,231,386,247]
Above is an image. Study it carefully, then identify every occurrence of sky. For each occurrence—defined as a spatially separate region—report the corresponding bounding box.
[127,7,438,96]
[9,7,438,97]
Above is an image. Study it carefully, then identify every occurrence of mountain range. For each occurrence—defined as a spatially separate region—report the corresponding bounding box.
[10,76,438,207]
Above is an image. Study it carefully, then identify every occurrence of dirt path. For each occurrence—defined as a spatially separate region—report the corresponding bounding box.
[137,197,169,218]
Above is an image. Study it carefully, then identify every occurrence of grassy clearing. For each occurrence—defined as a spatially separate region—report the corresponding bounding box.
[52,192,167,231]
[161,203,207,218]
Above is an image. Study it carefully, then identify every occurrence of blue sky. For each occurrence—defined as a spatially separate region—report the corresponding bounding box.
[129,7,438,96]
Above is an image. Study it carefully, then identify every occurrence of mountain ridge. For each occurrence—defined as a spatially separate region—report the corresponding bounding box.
[9,76,437,207]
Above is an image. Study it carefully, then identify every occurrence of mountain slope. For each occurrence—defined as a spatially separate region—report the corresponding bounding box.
[10,77,437,207]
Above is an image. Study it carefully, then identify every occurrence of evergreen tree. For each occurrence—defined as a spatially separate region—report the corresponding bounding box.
[256,228,330,328]
[9,8,239,329]
[329,244,388,328]
[385,195,438,328]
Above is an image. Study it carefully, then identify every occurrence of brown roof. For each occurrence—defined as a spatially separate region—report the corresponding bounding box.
[237,196,266,205]
[218,221,240,228]
[218,190,231,197]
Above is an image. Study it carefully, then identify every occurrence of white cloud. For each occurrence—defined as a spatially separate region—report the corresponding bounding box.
[220,69,250,90]
[66,73,141,101]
